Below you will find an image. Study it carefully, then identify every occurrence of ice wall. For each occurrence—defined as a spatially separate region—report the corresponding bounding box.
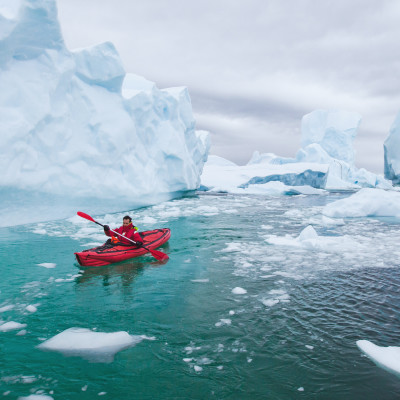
[0,0,209,225]
[384,112,400,185]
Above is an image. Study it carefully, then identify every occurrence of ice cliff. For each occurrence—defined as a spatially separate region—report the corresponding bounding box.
[384,112,400,185]
[0,0,209,226]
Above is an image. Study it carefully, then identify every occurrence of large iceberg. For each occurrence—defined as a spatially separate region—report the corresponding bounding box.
[0,0,209,226]
[201,110,391,194]
[384,112,400,185]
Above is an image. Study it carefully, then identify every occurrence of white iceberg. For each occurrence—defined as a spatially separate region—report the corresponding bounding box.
[37,327,151,363]
[0,321,27,332]
[384,112,400,185]
[0,0,209,227]
[323,188,400,218]
[202,109,391,194]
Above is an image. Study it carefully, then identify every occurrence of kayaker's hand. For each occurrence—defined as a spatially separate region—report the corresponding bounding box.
[104,225,110,232]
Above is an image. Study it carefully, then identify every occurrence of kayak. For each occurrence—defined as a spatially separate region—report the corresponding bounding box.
[75,228,171,267]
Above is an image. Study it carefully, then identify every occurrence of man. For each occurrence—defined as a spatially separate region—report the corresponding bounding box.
[103,215,144,246]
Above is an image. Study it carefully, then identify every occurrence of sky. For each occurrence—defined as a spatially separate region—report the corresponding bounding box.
[56,0,400,173]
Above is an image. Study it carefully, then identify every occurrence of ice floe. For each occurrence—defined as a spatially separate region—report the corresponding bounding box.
[0,321,27,332]
[37,327,153,362]
[357,340,400,377]
[323,188,400,218]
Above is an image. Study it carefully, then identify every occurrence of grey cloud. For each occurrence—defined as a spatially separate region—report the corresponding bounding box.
[57,0,400,173]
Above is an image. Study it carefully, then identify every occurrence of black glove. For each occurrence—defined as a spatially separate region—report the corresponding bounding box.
[104,225,110,232]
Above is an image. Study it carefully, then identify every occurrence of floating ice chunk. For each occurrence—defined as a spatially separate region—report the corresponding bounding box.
[0,321,27,332]
[265,226,362,253]
[323,188,400,218]
[357,340,400,377]
[190,279,209,283]
[215,319,231,327]
[232,287,247,295]
[18,395,54,400]
[194,366,203,372]
[305,345,314,350]
[37,327,150,363]
[37,263,56,269]
[0,305,14,312]
[298,387,305,392]
[262,299,280,307]
[26,305,37,313]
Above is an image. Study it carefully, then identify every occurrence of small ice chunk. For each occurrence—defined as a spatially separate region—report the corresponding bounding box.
[17,330,27,336]
[229,310,235,315]
[0,321,27,332]
[191,279,209,283]
[262,299,280,307]
[26,305,38,313]
[298,387,304,391]
[0,305,15,313]
[81,385,88,391]
[215,319,232,327]
[37,263,56,269]
[37,327,148,363]
[305,345,314,350]
[194,366,203,372]
[17,395,54,400]
[232,287,247,295]
[183,358,192,363]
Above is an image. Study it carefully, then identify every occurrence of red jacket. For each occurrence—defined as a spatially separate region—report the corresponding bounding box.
[106,223,143,245]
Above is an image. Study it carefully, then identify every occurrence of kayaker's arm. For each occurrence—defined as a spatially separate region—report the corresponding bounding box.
[104,225,111,237]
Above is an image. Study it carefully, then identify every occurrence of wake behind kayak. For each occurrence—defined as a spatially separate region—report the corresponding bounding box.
[75,228,171,267]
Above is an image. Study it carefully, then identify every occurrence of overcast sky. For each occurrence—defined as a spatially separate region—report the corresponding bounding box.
[57,0,400,173]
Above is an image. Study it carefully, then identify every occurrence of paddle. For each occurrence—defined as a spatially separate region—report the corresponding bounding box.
[77,211,169,262]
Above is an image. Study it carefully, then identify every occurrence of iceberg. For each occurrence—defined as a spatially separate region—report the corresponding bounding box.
[384,112,400,185]
[201,110,392,194]
[0,0,209,226]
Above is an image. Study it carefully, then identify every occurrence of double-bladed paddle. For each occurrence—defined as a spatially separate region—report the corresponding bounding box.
[77,211,169,262]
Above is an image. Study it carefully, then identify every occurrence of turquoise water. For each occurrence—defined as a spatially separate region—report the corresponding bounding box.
[1,192,400,399]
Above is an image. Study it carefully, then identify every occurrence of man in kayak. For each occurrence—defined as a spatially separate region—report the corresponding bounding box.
[103,215,144,246]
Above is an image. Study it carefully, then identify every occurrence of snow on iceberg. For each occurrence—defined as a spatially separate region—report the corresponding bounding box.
[0,0,209,227]
[37,327,152,363]
[357,340,400,378]
[384,112,400,185]
[323,188,400,218]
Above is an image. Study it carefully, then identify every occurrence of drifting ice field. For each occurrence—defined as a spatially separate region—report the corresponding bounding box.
[1,192,400,399]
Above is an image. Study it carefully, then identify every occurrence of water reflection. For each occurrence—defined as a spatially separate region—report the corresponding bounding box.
[75,257,169,288]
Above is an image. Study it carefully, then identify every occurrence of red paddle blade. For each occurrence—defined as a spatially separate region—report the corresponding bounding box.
[77,211,96,223]
[149,249,169,262]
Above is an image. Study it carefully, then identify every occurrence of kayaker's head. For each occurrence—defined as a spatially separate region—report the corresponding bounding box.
[123,215,132,227]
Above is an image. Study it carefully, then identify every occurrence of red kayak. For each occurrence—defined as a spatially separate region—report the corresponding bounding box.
[75,228,171,267]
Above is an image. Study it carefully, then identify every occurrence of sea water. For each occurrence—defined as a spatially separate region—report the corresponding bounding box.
[1,192,400,399]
